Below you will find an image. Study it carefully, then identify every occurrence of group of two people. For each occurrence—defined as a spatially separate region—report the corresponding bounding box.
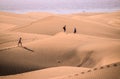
[63,25,77,33]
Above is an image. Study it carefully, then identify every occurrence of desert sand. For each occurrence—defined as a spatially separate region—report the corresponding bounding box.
[0,11,120,79]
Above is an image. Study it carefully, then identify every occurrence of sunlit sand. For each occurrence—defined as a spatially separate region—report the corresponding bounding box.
[0,11,120,79]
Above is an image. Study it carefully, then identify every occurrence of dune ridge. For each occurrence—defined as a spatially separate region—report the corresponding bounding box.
[51,62,120,79]
[0,62,119,79]
[0,33,120,76]
[0,11,120,79]
[13,13,120,39]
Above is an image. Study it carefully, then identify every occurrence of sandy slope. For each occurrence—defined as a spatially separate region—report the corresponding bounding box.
[0,12,30,19]
[0,12,37,30]
[51,62,120,79]
[0,11,120,79]
[0,67,89,79]
[87,12,120,28]
[24,12,54,19]
[0,62,119,79]
[0,33,120,76]
[0,23,16,32]
[0,15,33,26]
[0,32,51,48]
[13,13,120,39]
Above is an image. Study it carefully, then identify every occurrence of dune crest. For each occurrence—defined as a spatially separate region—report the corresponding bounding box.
[0,11,120,79]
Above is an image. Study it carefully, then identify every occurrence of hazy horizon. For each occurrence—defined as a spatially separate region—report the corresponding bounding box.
[0,0,120,13]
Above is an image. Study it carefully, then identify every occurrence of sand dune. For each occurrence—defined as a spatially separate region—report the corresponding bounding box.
[0,62,119,79]
[0,23,16,32]
[66,12,120,30]
[0,15,33,26]
[51,62,120,79]
[0,32,50,48]
[86,12,120,28]
[0,33,120,76]
[0,12,36,30]
[0,12,30,19]
[24,12,54,19]
[0,11,120,79]
[0,67,89,79]
[13,14,120,39]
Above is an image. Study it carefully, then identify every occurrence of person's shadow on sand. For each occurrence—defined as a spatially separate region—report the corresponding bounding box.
[21,46,34,52]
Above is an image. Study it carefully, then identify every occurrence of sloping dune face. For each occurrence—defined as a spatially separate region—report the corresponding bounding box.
[24,12,54,19]
[52,62,120,79]
[14,12,120,38]
[0,11,120,78]
[0,12,44,32]
[0,62,119,79]
[0,67,89,79]
[0,33,120,75]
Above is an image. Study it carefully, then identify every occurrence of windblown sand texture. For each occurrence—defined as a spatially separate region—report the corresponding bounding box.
[0,11,120,79]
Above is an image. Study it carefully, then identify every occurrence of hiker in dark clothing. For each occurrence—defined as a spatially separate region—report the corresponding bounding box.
[18,37,22,47]
[63,25,66,32]
[74,27,77,33]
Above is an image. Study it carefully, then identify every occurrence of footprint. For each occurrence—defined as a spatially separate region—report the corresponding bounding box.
[57,60,61,63]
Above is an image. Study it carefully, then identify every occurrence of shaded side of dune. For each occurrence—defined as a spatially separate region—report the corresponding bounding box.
[0,63,47,76]
[0,47,95,76]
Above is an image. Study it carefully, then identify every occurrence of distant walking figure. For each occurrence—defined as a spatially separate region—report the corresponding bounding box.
[63,25,66,32]
[18,37,22,47]
[74,27,77,33]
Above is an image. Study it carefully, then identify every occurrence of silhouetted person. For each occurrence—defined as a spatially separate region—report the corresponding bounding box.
[74,27,77,33]
[63,25,66,32]
[18,37,22,47]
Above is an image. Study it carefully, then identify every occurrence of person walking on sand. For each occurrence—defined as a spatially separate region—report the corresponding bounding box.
[74,27,77,33]
[18,37,22,47]
[63,25,66,32]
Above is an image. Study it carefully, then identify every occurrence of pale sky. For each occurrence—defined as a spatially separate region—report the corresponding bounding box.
[0,0,120,13]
